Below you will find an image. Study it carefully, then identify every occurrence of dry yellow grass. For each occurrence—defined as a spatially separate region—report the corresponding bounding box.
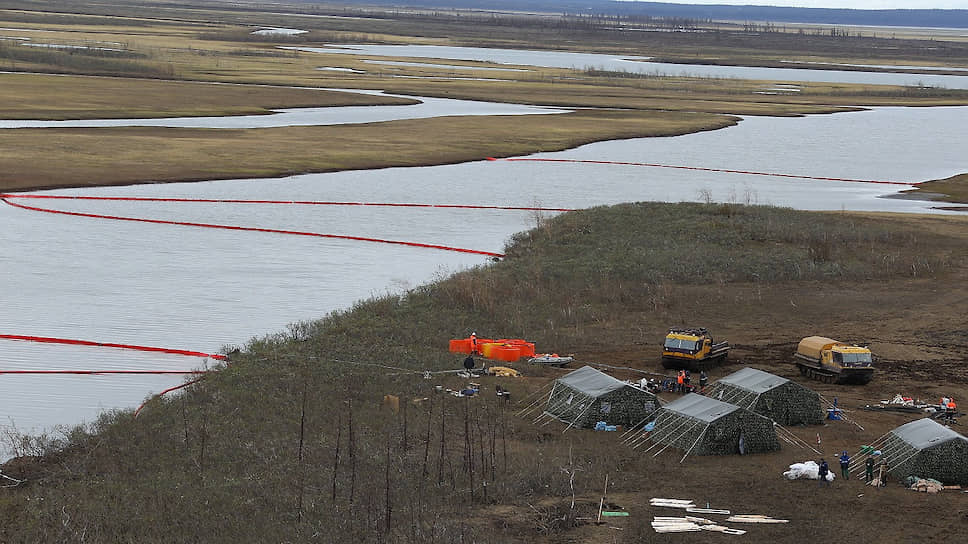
[0,73,413,119]
[0,110,736,191]
[2,8,967,197]
[4,16,966,115]
[901,173,968,205]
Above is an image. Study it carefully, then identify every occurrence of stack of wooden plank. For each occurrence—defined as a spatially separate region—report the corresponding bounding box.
[650,497,782,534]
[686,506,731,515]
[726,514,789,524]
[910,478,944,493]
[652,516,746,534]
[651,517,703,533]
[649,498,695,509]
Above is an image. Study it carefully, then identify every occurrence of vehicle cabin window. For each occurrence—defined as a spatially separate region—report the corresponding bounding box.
[842,352,872,364]
[664,338,699,351]
[833,351,872,364]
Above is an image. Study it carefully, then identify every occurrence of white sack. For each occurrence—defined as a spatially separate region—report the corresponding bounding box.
[783,461,835,481]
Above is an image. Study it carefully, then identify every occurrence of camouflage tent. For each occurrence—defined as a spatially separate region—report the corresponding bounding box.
[878,418,968,485]
[706,367,823,426]
[644,393,779,456]
[544,366,660,429]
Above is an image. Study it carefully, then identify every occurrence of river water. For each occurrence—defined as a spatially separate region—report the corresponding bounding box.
[0,90,566,129]
[287,44,968,89]
[1,82,966,458]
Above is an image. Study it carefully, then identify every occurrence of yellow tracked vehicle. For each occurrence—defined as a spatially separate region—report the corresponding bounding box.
[794,336,874,385]
[661,327,730,371]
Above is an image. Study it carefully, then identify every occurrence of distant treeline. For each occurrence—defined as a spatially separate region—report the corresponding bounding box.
[294,0,968,29]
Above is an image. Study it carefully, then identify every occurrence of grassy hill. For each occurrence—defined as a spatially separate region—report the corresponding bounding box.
[2,202,966,543]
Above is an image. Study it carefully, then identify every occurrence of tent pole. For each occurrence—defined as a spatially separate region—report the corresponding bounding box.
[679,428,710,463]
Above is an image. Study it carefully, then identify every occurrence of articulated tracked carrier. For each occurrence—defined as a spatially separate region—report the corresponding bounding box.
[794,336,874,385]
[661,327,730,371]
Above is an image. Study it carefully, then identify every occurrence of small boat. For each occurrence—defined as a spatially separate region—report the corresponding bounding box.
[527,353,574,367]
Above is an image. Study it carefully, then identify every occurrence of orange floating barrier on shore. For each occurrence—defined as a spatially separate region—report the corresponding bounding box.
[514,342,536,358]
[449,336,532,358]
[449,339,472,353]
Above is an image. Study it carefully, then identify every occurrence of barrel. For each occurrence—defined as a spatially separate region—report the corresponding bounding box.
[494,339,535,358]
[481,342,503,358]
[495,344,522,363]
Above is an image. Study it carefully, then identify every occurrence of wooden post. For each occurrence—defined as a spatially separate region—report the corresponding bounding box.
[597,474,609,523]
[331,412,341,503]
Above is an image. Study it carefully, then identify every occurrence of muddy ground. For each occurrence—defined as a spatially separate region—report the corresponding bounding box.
[489,341,968,542]
[469,214,968,543]
[3,209,964,543]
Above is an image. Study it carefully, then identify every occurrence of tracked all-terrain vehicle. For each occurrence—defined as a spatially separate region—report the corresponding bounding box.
[661,327,730,371]
[794,336,874,385]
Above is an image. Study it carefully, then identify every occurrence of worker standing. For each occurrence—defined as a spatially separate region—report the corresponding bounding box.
[876,458,889,486]
[865,456,875,483]
[947,398,957,424]
[470,332,478,355]
[818,459,830,487]
[676,370,684,393]
[699,371,708,391]
[839,451,850,480]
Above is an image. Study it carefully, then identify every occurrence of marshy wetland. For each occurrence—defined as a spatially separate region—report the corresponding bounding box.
[1,2,968,542]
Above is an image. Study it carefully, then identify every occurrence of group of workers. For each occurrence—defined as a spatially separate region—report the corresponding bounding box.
[636,370,711,394]
[659,370,709,394]
[818,451,889,487]
[681,369,707,392]
[635,370,710,394]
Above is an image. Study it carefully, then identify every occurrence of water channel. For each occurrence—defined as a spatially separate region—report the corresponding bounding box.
[0,90,566,129]
[288,44,968,89]
[1,63,966,458]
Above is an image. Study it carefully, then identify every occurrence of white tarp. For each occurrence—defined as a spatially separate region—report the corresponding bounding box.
[783,460,835,481]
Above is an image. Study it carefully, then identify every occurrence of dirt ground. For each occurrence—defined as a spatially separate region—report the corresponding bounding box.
[4,202,964,541]
[1,217,964,543]
[493,354,968,541]
[509,353,968,542]
[481,213,968,543]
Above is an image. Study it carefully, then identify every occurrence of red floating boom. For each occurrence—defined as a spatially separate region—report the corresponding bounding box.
[0,197,507,258]
[487,157,917,186]
[0,193,574,212]
[134,377,207,417]
[0,369,208,375]
[0,333,226,360]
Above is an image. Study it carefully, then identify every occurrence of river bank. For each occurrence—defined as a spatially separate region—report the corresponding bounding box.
[0,108,736,193]
[3,202,966,542]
